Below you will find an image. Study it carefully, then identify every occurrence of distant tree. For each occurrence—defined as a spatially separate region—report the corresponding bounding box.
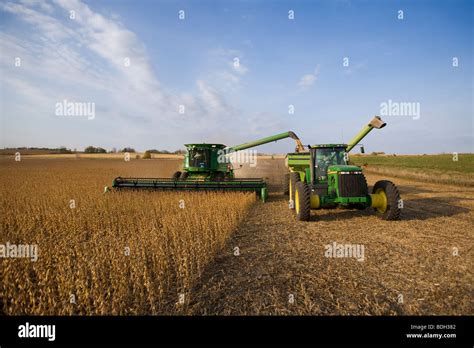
[58,147,73,154]
[121,147,135,153]
[84,146,106,153]
[84,146,97,153]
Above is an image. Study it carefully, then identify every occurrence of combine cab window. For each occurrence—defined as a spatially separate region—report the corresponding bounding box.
[315,148,347,180]
[189,148,210,169]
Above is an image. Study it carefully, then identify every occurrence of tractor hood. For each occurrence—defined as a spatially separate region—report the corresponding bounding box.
[328,164,362,173]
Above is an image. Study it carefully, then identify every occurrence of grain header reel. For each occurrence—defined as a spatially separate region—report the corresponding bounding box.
[285,116,402,221]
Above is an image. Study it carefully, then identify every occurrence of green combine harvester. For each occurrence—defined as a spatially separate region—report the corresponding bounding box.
[285,116,402,221]
[112,131,304,202]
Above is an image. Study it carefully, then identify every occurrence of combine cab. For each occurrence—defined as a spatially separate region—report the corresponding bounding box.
[111,131,304,202]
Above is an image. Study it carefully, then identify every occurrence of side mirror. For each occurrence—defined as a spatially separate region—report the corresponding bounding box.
[360,146,365,154]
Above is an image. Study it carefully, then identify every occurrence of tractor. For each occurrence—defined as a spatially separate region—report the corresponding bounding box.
[285,116,401,221]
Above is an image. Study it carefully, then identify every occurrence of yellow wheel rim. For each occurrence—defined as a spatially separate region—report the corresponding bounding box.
[295,188,300,213]
[289,179,292,201]
[375,188,387,213]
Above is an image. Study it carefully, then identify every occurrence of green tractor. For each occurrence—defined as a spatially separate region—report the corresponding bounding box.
[285,116,401,221]
[112,131,304,202]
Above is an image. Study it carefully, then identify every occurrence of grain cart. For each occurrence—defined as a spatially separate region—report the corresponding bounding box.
[111,131,304,202]
[285,116,401,221]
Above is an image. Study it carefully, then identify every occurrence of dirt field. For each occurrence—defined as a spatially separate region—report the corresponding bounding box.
[195,158,474,315]
[1,156,472,315]
[189,172,474,315]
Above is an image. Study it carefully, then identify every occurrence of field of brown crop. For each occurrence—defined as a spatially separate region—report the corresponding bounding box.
[1,156,473,315]
[0,158,254,315]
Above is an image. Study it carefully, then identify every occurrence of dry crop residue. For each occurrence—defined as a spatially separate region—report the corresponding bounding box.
[189,173,474,315]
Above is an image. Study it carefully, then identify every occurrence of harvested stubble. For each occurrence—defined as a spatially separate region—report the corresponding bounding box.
[0,159,254,315]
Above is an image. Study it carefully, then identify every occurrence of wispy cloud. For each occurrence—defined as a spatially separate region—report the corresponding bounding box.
[343,59,368,75]
[0,0,239,148]
[298,65,320,88]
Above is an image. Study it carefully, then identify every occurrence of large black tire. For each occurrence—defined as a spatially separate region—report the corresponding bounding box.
[180,171,189,180]
[172,171,181,180]
[295,181,311,221]
[289,172,300,210]
[283,173,290,195]
[372,180,401,220]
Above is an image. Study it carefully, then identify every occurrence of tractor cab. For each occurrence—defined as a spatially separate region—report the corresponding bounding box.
[310,144,348,182]
[309,144,368,200]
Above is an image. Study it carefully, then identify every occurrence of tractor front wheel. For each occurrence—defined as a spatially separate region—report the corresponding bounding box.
[180,171,189,180]
[172,171,181,180]
[295,181,311,221]
[372,180,401,220]
[289,172,300,210]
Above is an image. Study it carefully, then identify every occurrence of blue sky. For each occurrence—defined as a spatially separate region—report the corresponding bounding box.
[0,0,472,154]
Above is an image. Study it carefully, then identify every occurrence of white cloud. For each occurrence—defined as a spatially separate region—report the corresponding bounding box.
[343,59,368,75]
[298,74,317,87]
[298,65,320,88]
[0,0,239,148]
[232,60,248,75]
[206,47,248,91]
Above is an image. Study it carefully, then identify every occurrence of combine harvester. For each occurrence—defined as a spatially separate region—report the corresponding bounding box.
[112,132,304,202]
[285,116,402,221]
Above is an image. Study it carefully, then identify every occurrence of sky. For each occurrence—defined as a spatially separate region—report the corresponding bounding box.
[0,0,472,154]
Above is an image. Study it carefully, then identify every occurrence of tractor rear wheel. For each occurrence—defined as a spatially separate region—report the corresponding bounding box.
[180,171,189,180]
[289,172,300,210]
[172,171,181,180]
[295,181,311,221]
[372,180,401,220]
[283,173,290,195]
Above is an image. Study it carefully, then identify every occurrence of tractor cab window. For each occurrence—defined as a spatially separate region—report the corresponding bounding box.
[189,148,210,168]
[315,148,347,180]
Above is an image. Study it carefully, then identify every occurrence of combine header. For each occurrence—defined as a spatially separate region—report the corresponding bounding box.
[111,131,304,202]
